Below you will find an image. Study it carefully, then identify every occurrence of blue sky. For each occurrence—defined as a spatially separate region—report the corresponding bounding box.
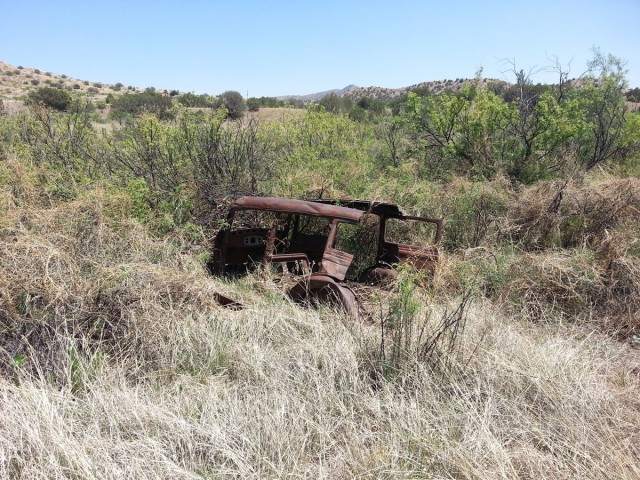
[2,0,639,97]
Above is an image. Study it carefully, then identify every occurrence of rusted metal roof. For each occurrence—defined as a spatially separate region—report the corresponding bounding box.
[231,196,365,224]
[314,199,405,218]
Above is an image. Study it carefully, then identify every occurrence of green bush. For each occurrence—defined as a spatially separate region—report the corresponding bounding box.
[247,98,260,112]
[627,87,640,103]
[441,181,510,251]
[247,96,285,109]
[177,92,213,108]
[214,91,246,119]
[109,91,173,120]
[27,86,72,111]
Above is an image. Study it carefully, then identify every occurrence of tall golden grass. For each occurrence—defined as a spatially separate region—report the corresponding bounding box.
[1,156,640,478]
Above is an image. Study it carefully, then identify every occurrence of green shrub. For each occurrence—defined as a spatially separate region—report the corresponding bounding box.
[123,178,152,222]
[215,91,246,119]
[177,92,213,108]
[109,91,173,120]
[365,264,475,381]
[441,180,510,250]
[27,86,72,111]
[247,98,260,112]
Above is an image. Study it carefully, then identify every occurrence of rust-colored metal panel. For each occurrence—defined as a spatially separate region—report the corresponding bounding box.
[212,292,243,310]
[232,197,364,224]
[222,227,269,265]
[380,243,440,275]
[319,247,353,281]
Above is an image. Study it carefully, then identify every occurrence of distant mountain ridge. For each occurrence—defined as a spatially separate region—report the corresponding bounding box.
[7,59,636,107]
[276,85,359,102]
[278,78,511,102]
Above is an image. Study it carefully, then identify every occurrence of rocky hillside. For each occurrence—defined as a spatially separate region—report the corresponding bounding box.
[279,78,511,102]
[1,60,504,104]
[344,78,510,100]
[0,60,136,101]
[276,84,359,102]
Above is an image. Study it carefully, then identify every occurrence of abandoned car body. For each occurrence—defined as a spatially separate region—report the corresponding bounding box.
[209,196,443,315]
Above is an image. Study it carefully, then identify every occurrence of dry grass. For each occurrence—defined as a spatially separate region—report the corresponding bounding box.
[1,170,640,478]
[245,107,306,123]
[2,295,639,478]
[488,174,640,335]
[507,175,640,250]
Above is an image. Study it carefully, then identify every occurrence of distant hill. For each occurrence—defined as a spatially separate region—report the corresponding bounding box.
[0,60,136,101]
[2,59,638,109]
[344,78,508,100]
[276,85,359,102]
[277,78,511,103]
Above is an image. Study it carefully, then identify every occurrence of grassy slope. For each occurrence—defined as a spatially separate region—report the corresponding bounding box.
[1,158,639,479]
[0,60,130,101]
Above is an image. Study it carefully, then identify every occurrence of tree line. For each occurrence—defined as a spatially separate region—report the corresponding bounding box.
[3,49,637,233]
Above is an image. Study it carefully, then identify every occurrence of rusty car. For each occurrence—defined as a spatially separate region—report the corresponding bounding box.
[208,196,443,315]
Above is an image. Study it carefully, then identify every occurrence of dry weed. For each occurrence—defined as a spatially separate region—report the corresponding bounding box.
[508,175,640,250]
[2,174,640,478]
[2,297,639,479]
